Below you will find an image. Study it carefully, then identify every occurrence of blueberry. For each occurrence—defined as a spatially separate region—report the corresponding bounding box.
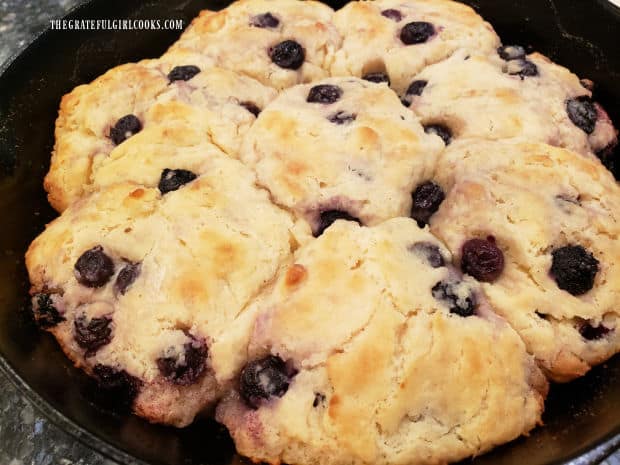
[115,262,140,295]
[250,12,279,28]
[74,315,113,355]
[409,242,445,268]
[93,364,142,410]
[461,238,504,283]
[158,168,197,194]
[400,22,435,45]
[432,281,476,317]
[566,97,597,134]
[314,210,361,237]
[32,293,65,329]
[313,392,326,407]
[239,101,261,117]
[410,181,445,227]
[240,355,294,409]
[110,115,142,145]
[406,80,428,96]
[507,59,538,78]
[167,65,201,82]
[381,9,402,22]
[497,45,526,61]
[307,85,342,104]
[579,322,610,340]
[424,124,452,145]
[327,111,356,125]
[269,40,305,70]
[157,338,208,386]
[550,245,599,295]
[74,246,115,288]
[362,72,390,85]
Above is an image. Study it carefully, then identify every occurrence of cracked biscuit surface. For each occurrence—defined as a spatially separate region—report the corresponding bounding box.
[430,140,620,381]
[240,77,444,234]
[46,60,276,212]
[331,0,500,95]
[217,218,547,465]
[28,155,301,426]
[403,50,618,158]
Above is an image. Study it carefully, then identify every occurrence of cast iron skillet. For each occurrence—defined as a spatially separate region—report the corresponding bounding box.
[1,0,620,464]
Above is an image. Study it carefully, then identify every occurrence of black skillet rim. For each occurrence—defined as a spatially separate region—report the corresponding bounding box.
[0,0,619,464]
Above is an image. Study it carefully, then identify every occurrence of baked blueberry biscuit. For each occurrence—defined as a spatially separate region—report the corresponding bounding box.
[165,0,341,90]
[403,49,618,159]
[430,139,620,381]
[240,77,444,235]
[217,218,547,465]
[27,155,301,426]
[331,0,500,95]
[46,59,276,212]
[45,61,169,212]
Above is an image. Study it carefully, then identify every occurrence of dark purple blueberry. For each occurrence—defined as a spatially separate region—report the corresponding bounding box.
[93,364,142,410]
[158,168,197,194]
[497,45,526,61]
[314,210,361,237]
[115,262,140,295]
[240,355,294,409]
[239,101,261,117]
[409,242,445,268]
[362,72,390,85]
[269,40,305,70]
[313,392,326,407]
[410,181,444,227]
[550,245,599,295]
[157,338,208,386]
[566,97,597,134]
[74,246,115,288]
[461,238,505,283]
[250,12,279,28]
[579,321,611,341]
[406,80,428,96]
[74,315,113,356]
[110,115,142,145]
[381,8,402,22]
[167,65,201,82]
[32,293,65,329]
[507,59,538,78]
[400,22,435,45]
[307,84,343,104]
[328,111,356,125]
[424,123,452,145]
[432,281,476,317]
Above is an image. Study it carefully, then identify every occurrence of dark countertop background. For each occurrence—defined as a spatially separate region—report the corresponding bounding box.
[0,1,619,464]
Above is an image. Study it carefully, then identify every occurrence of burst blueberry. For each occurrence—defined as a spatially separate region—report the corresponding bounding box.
[579,322,610,340]
[240,355,294,409]
[424,124,452,145]
[157,338,208,385]
[158,168,197,194]
[497,45,526,61]
[400,22,435,45]
[269,40,305,70]
[74,246,115,288]
[314,210,361,237]
[167,65,201,82]
[550,245,599,295]
[362,72,390,85]
[115,262,140,295]
[461,238,504,283]
[409,242,445,268]
[566,97,597,134]
[307,85,342,104]
[32,293,65,329]
[110,115,142,145]
[250,12,279,28]
[410,181,444,227]
[328,111,356,125]
[381,9,402,21]
[74,315,113,355]
[432,281,476,317]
